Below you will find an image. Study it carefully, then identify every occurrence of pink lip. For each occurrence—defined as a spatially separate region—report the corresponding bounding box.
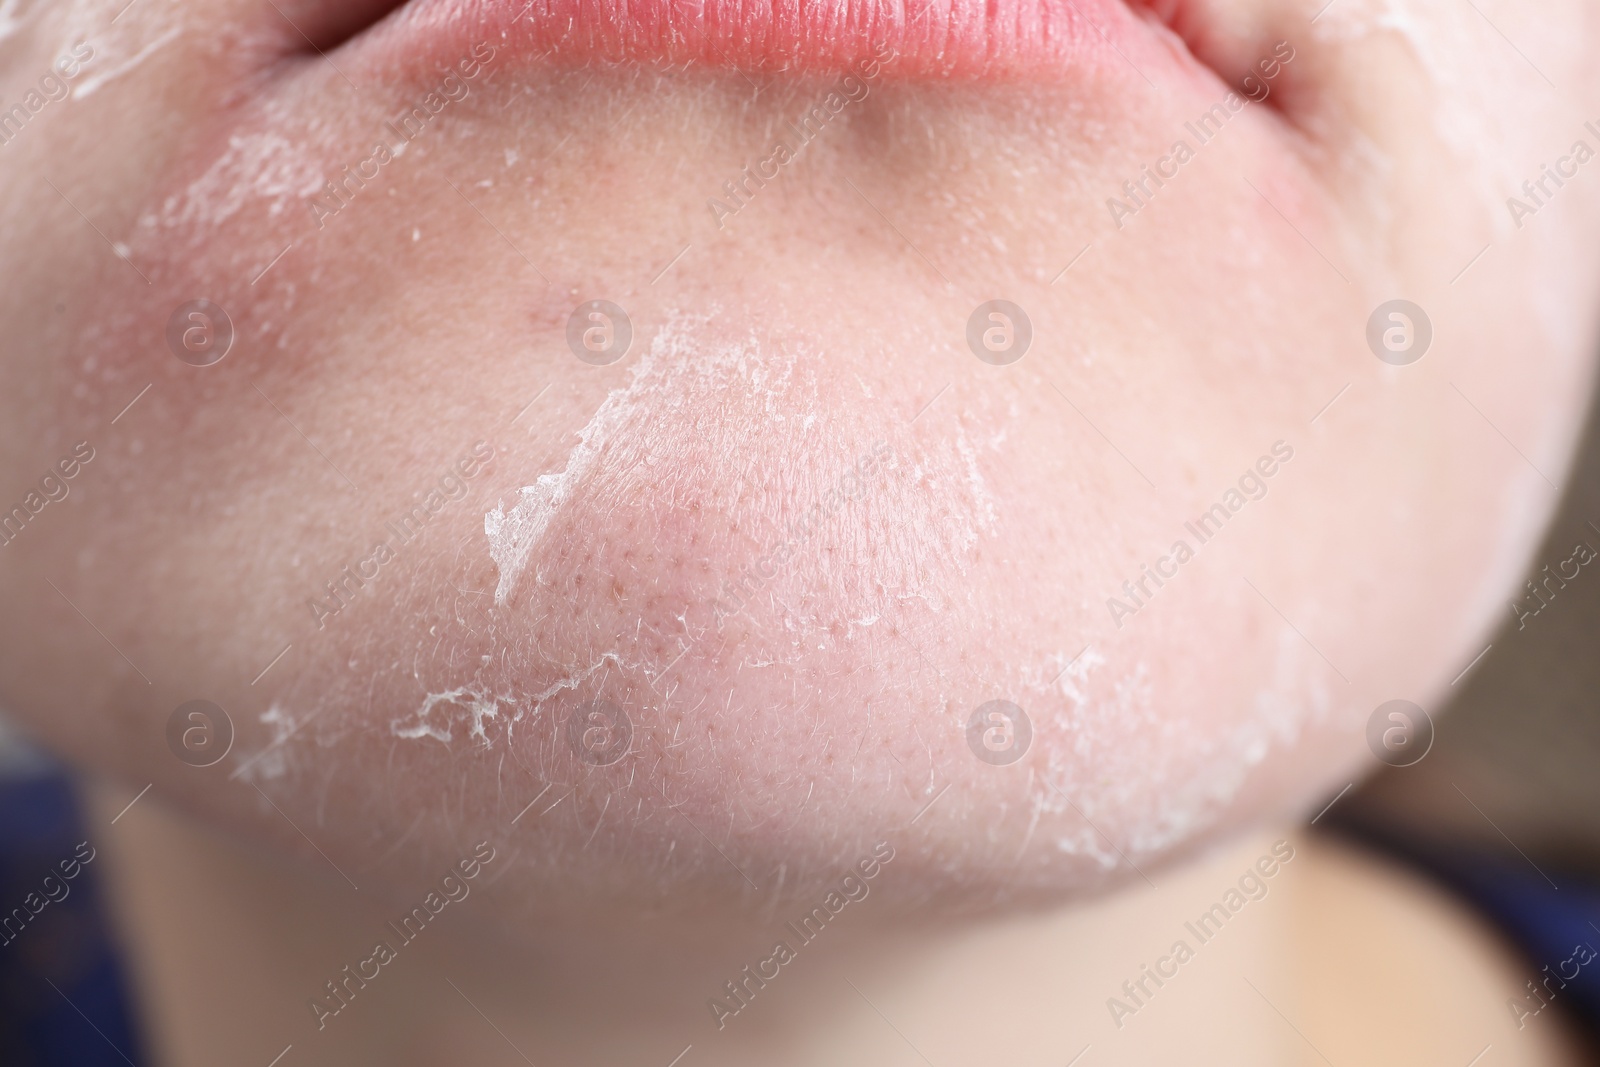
[372,0,1142,79]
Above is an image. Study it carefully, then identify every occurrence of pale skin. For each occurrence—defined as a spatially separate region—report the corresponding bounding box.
[2,0,1600,1062]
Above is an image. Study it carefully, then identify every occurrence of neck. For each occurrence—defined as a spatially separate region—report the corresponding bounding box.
[82,781,1565,1066]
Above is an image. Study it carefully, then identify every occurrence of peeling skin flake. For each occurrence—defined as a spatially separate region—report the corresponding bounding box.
[482,313,1001,614]
[391,653,631,748]
[483,316,800,607]
[1034,627,1330,865]
[233,702,300,783]
[392,686,509,745]
[483,338,660,606]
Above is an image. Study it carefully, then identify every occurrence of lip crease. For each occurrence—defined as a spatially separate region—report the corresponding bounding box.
[365,0,1144,79]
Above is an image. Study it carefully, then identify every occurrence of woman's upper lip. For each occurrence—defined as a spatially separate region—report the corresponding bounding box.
[372,0,1140,79]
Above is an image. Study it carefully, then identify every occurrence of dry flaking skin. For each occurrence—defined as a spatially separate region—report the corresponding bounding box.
[0,0,1599,936]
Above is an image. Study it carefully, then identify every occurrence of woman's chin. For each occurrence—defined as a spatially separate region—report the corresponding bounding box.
[1,0,1599,945]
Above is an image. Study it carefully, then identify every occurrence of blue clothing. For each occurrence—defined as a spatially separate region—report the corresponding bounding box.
[0,771,146,1066]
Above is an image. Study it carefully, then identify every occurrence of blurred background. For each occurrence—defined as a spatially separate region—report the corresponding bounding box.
[0,715,144,1065]
[1324,376,1600,1047]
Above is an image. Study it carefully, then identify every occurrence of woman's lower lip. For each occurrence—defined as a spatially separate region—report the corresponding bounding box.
[377,0,1139,79]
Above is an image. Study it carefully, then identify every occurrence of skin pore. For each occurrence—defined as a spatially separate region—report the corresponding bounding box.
[3,0,1600,1062]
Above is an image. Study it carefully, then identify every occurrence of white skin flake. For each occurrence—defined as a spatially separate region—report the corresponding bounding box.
[483,335,668,607]
[392,686,509,745]
[1037,628,1330,863]
[232,702,300,783]
[483,317,799,607]
[391,653,632,747]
